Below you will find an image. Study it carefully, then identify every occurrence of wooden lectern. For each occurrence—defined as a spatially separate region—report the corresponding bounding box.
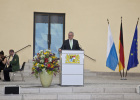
[60,50,84,86]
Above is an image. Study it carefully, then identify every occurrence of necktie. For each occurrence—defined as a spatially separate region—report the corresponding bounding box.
[70,40,73,49]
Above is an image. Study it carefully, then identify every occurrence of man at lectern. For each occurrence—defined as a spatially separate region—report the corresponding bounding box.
[58,31,81,52]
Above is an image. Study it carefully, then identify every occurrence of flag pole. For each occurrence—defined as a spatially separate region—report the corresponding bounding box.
[119,64,122,78]
[119,17,123,79]
[125,70,127,77]
[120,16,126,80]
[107,19,109,24]
[125,17,139,78]
[121,16,125,79]
[137,17,139,26]
[123,68,125,78]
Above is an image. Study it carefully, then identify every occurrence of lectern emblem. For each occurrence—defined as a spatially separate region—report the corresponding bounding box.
[65,54,80,64]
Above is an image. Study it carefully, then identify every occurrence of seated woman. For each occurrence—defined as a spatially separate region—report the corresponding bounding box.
[0,51,7,80]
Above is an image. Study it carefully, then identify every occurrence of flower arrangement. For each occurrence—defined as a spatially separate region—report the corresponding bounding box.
[32,50,60,78]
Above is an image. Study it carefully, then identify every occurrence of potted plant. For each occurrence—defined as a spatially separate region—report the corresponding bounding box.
[32,50,60,87]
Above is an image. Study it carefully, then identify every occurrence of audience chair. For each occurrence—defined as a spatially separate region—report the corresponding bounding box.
[11,62,26,81]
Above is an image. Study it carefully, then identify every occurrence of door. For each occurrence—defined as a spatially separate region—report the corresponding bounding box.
[33,12,65,57]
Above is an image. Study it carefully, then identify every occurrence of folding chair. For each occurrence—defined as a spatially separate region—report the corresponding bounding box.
[11,62,26,81]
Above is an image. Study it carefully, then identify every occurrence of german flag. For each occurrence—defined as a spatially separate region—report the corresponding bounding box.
[119,21,125,72]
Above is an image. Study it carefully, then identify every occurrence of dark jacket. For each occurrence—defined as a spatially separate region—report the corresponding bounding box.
[60,39,81,50]
[10,54,20,72]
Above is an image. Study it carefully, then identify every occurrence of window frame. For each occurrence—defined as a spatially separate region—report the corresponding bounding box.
[33,12,65,56]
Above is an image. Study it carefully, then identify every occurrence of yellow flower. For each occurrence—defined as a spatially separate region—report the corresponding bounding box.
[44,51,49,55]
[52,56,56,59]
[41,64,44,67]
[51,64,54,68]
[34,63,37,66]
[32,67,35,70]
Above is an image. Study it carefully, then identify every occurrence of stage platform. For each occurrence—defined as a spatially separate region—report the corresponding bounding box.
[0,60,140,100]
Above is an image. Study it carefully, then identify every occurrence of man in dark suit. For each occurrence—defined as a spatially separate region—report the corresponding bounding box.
[3,49,20,81]
[59,31,81,52]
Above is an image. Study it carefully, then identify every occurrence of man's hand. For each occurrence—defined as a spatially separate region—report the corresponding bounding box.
[7,60,10,65]
[58,48,62,52]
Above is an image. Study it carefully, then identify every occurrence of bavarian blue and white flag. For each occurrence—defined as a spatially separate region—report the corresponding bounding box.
[106,25,118,71]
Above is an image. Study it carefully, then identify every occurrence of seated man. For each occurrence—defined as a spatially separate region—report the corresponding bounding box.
[58,31,81,52]
[3,49,20,81]
[0,51,7,80]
